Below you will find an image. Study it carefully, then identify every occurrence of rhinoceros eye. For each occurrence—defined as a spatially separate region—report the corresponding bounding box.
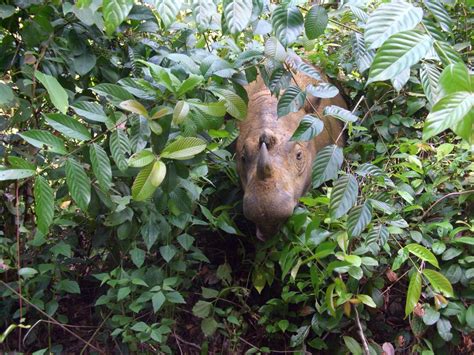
[296,151,303,160]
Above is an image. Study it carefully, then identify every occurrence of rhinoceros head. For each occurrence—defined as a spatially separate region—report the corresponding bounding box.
[236,96,315,240]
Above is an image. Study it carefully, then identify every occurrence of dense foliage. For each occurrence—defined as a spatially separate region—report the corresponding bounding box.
[0,0,473,353]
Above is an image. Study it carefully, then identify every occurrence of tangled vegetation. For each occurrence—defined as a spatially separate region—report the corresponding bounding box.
[0,0,473,353]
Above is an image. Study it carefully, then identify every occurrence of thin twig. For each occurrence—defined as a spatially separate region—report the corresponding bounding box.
[353,306,370,355]
[328,19,362,34]
[0,281,102,353]
[172,333,201,350]
[421,190,474,220]
[15,181,22,351]
[238,336,301,353]
[173,330,184,355]
[79,310,112,355]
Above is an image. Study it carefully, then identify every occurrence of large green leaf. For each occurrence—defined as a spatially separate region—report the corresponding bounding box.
[34,175,54,234]
[65,158,91,211]
[103,0,133,35]
[223,0,252,35]
[156,0,183,28]
[347,203,372,238]
[19,130,67,155]
[304,5,327,40]
[192,0,217,30]
[405,271,422,316]
[423,269,454,297]
[312,145,343,188]
[438,62,472,96]
[44,113,91,141]
[423,0,453,32]
[367,30,433,84]
[119,100,149,118]
[423,92,474,142]
[92,83,134,105]
[264,37,287,62]
[405,243,439,268]
[420,63,441,105]
[297,62,321,81]
[306,83,339,99]
[0,82,16,109]
[366,224,389,246]
[177,74,204,97]
[323,105,358,123]
[352,33,375,73]
[109,129,131,172]
[290,115,324,142]
[35,71,69,114]
[188,101,227,117]
[71,102,107,122]
[210,87,247,120]
[128,150,155,168]
[434,40,463,66]
[277,86,306,117]
[89,143,112,191]
[161,137,207,160]
[330,174,358,219]
[132,160,166,201]
[0,168,35,181]
[364,1,423,49]
[272,4,304,47]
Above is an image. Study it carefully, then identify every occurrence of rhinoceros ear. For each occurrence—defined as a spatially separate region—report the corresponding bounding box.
[257,142,272,180]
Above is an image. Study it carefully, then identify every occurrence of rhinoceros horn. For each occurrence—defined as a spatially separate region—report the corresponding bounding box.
[256,142,272,180]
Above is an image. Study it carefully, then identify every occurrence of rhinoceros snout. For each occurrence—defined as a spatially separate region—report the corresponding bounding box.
[243,189,296,239]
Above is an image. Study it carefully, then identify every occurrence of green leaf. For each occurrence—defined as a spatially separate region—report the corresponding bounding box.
[156,0,183,28]
[128,150,155,168]
[18,267,38,277]
[439,62,472,96]
[57,280,80,294]
[210,88,247,120]
[347,203,372,238]
[466,305,474,329]
[356,294,376,308]
[161,137,207,160]
[352,33,374,73]
[110,129,131,172]
[297,62,321,81]
[223,0,252,34]
[130,247,145,268]
[44,113,91,141]
[8,157,35,170]
[423,269,454,297]
[89,143,112,191]
[323,105,358,123]
[422,306,440,325]
[405,243,439,268]
[34,176,54,234]
[192,300,212,318]
[119,100,149,118]
[312,145,343,188]
[272,4,304,47]
[423,92,474,142]
[65,158,91,211]
[330,174,358,219]
[92,83,134,105]
[306,83,339,99]
[201,317,218,337]
[343,336,363,355]
[35,71,69,114]
[405,271,422,316]
[117,286,131,301]
[103,0,133,35]
[172,101,189,125]
[188,101,227,117]
[20,130,67,155]
[423,0,453,32]
[152,291,166,313]
[71,102,107,122]
[436,318,453,341]
[0,82,16,108]
[420,63,441,105]
[391,68,410,92]
[304,5,328,40]
[366,224,389,246]
[160,245,176,263]
[367,30,433,84]
[0,169,35,181]
[325,283,336,317]
[277,86,306,117]
[177,74,203,97]
[290,115,324,141]
[434,40,463,66]
[364,1,423,49]
[192,0,217,30]
[264,37,287,62]
[132,160,166,201]
[0,4,16,19]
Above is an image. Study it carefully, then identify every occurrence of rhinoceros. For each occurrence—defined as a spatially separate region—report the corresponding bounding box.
[236,68,347,240]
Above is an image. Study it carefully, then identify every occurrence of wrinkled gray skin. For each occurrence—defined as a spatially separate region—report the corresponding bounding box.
[236,69,346,240]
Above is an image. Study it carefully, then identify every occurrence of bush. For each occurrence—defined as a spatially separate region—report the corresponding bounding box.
[0,0,473,353]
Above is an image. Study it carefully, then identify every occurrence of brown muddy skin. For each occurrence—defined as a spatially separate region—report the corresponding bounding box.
[236,68,347,240]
